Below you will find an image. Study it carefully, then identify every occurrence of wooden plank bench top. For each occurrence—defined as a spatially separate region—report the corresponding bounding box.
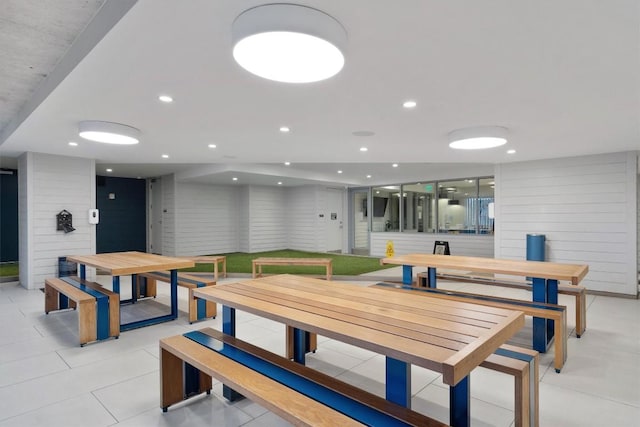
[252,257,333,280]
[45,277,119,346]
[160,327,448,426]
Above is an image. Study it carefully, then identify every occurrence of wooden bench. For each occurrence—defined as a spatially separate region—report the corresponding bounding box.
[179,255,226,281]
[45,277,120,346]
[419,271,587,338]
[374,282,567,373]
[160,327,448,426]
[252,257,333,280]
[135,271,216,323]
[252,257,332,359]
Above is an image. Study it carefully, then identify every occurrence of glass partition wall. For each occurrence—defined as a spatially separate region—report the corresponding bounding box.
[370,176,494,235]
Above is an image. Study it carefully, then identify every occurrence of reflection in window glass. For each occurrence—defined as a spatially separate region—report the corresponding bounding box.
[438,179,478,234]
[371,186,400,232]
[478,178,495,234]
[402,182,436,232]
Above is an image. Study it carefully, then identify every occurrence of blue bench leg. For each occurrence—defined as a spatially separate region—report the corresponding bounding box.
[293,328,307,365]
[450,376,470,427]
[170,270,178,319]
[546,279,558,344]
[196,284,206,320]
[131,274,138,304]
[532,277,547,353]
[386,357,410,407]
[402,265,413,285]
[222,305,242,401]
[428,267,437,288]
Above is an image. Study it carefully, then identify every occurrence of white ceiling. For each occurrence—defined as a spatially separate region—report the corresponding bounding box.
[1,0,638,186]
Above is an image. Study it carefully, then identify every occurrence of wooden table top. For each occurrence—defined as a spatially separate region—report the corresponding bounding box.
[194,274,524,386]
[381,253,588,285]
[66,251,194,276]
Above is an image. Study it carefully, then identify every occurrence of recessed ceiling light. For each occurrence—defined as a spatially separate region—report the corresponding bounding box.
[158,95,173,103]
[161,154,169,159]
[376,190,380,194]
[448,126,508,150]
[106,168,113,173]
[352,130,375,137]
[280,126,290,133]
[277,181,283,185]
[232,177,238,181]
[507,149,516,154]
[68,142,78,146]
[78,121,140,145]
[208,144,217,149]
[402,100,417,109]
[392,163,398,168]
[337,170,342,174]
[232,4,347,83]
[366,175,371,178]
[360,147,368,152]
[284,161,291,166]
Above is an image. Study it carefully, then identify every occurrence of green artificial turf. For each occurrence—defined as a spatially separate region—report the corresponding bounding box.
[0,262,19,277]
[181,250,394,276]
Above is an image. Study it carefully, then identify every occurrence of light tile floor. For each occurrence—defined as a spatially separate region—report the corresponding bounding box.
[0,268,638,426]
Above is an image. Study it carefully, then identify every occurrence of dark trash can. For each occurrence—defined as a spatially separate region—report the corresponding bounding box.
[58,256,77,277]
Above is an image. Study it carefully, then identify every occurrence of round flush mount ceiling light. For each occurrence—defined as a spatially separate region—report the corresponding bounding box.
[448,126,508,150]
[232,4,347,83]
[78,121,140,145]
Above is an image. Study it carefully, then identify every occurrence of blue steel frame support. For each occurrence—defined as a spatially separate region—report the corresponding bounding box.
[531,277,547,352]
[402,265,413,285]
[112,275,120,294]
[450,376,470,427]
[385,357,410,407]
[292,328,307,365]
[221,305,243,401]
[170,269,178,319]
[131,274,138,304]
[546,279,558,343]
[428,267,437,288]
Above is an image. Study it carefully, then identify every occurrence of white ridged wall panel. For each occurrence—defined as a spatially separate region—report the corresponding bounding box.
[370,232,494,258]
[238,186,250,253]
[246,185,287,252]
[174,182,240,256]
[160,174,176,256]
[495,152,637,295]
[18,153,95,289]
[286,186,321,252]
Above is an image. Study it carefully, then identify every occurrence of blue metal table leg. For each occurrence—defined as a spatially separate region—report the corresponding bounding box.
[79,264,86,280]
[131,274,137,304]
[385,357,410,407]
[532,277,547,352]
[112,275,120,294]
[428,267,437,288]
[293,328,307,365]
[450,376,470,427]
[402,265,413,285]
[222,305,242,401]
[170,269,178,319]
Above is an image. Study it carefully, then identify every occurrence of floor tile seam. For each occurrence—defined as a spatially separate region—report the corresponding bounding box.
[418,380,517,413]
[539,381,640,408]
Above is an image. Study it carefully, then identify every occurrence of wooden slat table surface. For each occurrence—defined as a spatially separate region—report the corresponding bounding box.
[194,274,524,386]
[66,251,194,275]
[381,254,588,285]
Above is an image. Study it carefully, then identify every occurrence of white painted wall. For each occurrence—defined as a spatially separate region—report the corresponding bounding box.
[238,186,250,253]
[370,232,494,258]
[495,151,638,296]
[18,153,95,289]
[160,174,176,256]
[174,182,239,256]
[286,186,320,252]
[246,185,287,252]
